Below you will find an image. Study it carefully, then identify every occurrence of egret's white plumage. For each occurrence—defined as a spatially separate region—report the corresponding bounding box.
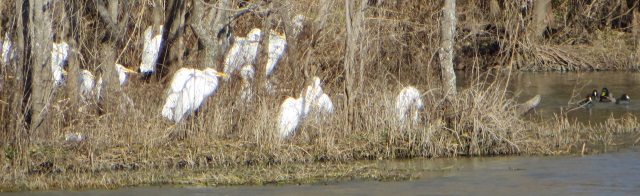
[162,67,226,122]
[94,76,103,100]
[162,93,180,121]
[239,64,255,101]
[395,86,424,123]
[140,25,163,74]
[79,69,96,99]
[278,96,308,138]
[52,42,70,85]
[223,28,262,78]
[304,77,324,107]
[291,14,305,38]
[65,132,84,142]
[315,93,334,114]
[265,30,286,77]
[2,33,13,65]
[223,37,246,78]
[277,76,333,138]
[115,63,136,85]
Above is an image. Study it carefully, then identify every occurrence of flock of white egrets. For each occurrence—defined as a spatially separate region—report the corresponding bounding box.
[1,13,426,139]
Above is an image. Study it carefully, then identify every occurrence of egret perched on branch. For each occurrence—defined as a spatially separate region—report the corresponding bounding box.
[161,67,227,122]
[266,30,286,77]
[223,28,261,79]
[140,25,163,74]
[52,41,70,85]
[115,63,136,85]
[395,86,424,123]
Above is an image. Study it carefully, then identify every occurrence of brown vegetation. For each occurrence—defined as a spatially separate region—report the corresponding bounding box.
[1,0,639,191]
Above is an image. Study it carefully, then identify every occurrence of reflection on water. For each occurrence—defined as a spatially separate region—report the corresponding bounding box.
[13,146,640,195]
[459,71,640,123]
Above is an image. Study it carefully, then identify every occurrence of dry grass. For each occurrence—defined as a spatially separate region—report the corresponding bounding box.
[1,0,640,191]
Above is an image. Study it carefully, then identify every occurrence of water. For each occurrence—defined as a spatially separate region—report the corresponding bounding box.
[459,71,640,123]
[7,72,640,195]
[12,146,640,195]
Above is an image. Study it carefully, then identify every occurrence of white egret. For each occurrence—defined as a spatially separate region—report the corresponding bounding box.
[140,25,163,74]
[304,77,333,121]
[278,76,334,138]
[115,63,136,85]
[265,30,286,77]
[2,33,13,65]
[278,96,311,138]
[304,77,324,106]
[315,93,334,114]
[52,41,70,85]
[223,36,246,79]
[79,69,96,99]
[239,64,255,101]
[65,132,84,142]
[94,76,103,100]
[395,86,424,123]
[223,28,261,78]
[162,67,227,122]
[291,14,305,38]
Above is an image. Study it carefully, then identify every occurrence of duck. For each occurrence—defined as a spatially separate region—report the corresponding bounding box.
[577,95,594,108]
[588,89,599,100]
[615,94,630,105]
[599,87,612,102]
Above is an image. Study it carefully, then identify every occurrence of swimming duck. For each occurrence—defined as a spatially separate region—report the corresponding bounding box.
[577,95,594,108]
[615,94,630,105]
[588,89,598,99]
[599,87,612,102]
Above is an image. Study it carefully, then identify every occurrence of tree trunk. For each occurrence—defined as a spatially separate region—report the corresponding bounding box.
[440,0,457,98]
[164,0,187,75]
[190,0,233,70]
[65,0,82,116]
[344,0,367,133]
[532,0,551,41]
[92,0,129,113]
[27,0,54,138]
[344,0,354,133]
[634,4,640,60]
[489,0,500,21]
[9,0,30,161]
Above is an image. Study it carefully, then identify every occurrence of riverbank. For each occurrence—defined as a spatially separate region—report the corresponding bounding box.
[2,74,640,191]
[3,0,640,192]
[2,126,638,191]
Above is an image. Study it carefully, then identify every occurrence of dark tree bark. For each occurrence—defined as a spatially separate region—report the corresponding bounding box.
[162,0,188,76]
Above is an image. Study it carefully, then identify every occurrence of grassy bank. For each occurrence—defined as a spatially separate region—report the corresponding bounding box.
[2,0,640,191]
[1,76,639,191]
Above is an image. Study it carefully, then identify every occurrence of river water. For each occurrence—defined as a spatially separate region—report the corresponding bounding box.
[459,71,640,123]
[11,145,640,195]
[8,72,640,195]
